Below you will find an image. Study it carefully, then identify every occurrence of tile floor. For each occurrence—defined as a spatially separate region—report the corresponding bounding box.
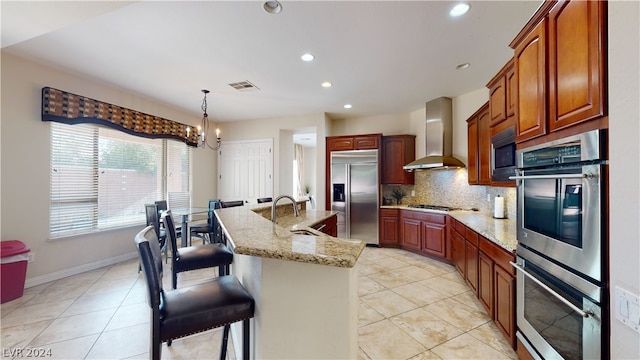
[1,246,517,360]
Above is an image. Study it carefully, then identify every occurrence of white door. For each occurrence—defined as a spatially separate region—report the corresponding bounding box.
[218,139,273,203]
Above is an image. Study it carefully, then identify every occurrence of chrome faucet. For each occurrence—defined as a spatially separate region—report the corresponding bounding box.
[271,195,300,223]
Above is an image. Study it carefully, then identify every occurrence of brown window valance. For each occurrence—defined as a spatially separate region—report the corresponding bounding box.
[41,87,199,147]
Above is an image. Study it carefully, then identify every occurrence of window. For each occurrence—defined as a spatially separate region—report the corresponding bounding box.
[50,122,191,238]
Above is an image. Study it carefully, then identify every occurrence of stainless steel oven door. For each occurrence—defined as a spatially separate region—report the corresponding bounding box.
[512,250,602,360]
[513,164,603,282]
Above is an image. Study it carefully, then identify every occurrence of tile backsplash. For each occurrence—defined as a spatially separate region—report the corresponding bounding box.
[382,168,516,220]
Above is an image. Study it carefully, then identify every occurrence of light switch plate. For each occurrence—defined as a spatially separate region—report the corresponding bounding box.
[615,286,640,333]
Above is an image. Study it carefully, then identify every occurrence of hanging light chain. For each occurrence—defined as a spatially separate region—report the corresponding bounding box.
[198,89,220,150]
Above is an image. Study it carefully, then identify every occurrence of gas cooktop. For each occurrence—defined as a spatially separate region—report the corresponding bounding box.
[407,204,461,211]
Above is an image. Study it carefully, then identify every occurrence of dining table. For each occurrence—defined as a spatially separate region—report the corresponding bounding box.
[168,207,209,247]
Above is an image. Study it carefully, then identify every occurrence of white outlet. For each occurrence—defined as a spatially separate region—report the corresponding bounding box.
[411,190,415,196]
[615,286,640,333]
[487,194,491,202]
[28,252,34,262]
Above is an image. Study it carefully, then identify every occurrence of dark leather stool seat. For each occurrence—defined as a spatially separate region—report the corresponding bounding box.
[135,225,254,360]
[160,275,254,341]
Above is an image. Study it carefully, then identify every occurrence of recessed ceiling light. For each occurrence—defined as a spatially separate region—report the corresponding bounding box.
[344,104,352,109]
[450,3,470,17]
[301,53,315,62]
[456,63,471,70]
[263,1,282,14]
[321,82,332,88]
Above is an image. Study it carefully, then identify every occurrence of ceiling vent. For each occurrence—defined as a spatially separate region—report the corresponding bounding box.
[228,80,260,92]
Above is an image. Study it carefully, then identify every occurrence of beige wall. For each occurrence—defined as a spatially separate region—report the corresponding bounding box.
[609,1,640,358]
[216,113,328,209]
[0,52,216,285]
[452,88,489,165]
[329,113,412,136]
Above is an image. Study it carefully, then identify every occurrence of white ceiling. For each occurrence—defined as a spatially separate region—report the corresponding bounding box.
[1,0,541,125]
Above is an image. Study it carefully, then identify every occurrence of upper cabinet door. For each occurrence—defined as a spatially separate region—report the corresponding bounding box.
[467,115,479,185]
[514,19,547,143]
[381,135,415,185]
[506,62,517,118]
[489,75,507,127]
[548,0,606,132]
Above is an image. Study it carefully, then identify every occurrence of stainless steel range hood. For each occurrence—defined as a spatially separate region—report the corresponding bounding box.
[403,97,465,171]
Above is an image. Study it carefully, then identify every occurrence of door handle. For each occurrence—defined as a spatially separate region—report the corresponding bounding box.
[510,261,593,318]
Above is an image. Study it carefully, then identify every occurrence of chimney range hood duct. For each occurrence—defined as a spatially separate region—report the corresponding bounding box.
[403,97,466,171]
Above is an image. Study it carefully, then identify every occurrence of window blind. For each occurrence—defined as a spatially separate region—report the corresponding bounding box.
[50,122,191,238]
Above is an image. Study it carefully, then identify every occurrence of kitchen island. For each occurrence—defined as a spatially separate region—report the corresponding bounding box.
[214,201,365,359]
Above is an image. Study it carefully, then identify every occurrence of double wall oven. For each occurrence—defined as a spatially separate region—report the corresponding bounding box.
[510,130,607,359]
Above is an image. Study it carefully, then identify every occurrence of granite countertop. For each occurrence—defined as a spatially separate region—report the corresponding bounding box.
[381,205,517,252]
[214,202,365,268]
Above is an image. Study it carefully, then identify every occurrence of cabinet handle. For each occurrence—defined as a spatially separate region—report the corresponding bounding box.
[509,261,593,318]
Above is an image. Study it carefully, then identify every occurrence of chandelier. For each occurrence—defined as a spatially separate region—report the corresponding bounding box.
[188,89,221,150]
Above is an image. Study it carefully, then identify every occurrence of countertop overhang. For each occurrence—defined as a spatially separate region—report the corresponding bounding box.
[214,202,365,268]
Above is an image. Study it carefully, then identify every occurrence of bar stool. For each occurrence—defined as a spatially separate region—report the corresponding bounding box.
[190,199,221,244]
[163,211,233,289]
[135,225,254,360]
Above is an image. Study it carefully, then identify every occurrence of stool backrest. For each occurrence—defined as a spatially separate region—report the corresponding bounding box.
[135,225,164,310]
[221,200,244,208]
[162,211,180,269]
[145,204,161,236]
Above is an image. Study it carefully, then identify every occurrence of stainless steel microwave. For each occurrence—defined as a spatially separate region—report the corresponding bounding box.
[491,126,516,182]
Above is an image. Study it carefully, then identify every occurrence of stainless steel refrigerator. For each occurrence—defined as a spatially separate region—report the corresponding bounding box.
[330,150,379,245]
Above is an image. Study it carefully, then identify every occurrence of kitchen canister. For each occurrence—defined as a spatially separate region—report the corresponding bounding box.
[494,195,506,219]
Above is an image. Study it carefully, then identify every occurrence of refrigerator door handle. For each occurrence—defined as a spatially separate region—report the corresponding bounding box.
[345,164,350,238]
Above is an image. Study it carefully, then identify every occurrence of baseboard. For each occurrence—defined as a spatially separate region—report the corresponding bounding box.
[24,252,139,288]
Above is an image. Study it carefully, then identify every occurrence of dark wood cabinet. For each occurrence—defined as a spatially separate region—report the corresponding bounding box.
[379,208,400,247]
[548,0,606,132]
[478,251,495,318]
[467,103,491,185]
[449,217,516,349]
[488,59,517,129]
[450,219,466,276]
[400,210,447,258]
[488,66,507,127]
[401,216,421,252]
[506,62,517,119]
[511,0,607,144]
[312,214,338,237]
[467,115,478,185]
[478,234,516,348]
[464,228,479,294]
[382,135,415,185]
[325,134,382,209]
[422,221,446,258]
[327,137,355,151]
[495,263,516,347]
[514,18,547,143]
[327,134,381,152]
